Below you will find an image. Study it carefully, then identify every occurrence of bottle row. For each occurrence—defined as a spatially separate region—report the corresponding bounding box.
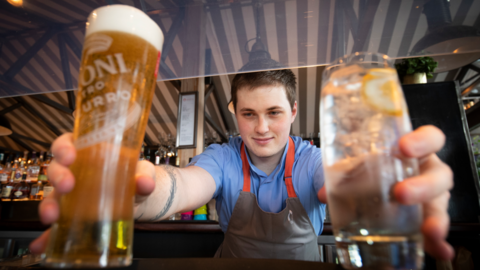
[0,151,54,201]
[139,144,180,166]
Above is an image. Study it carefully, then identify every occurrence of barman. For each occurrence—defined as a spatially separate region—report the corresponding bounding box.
[30,69,453,261]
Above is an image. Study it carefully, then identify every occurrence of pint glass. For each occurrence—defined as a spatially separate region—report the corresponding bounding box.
[44,5,163,267]
[320,53,423,269]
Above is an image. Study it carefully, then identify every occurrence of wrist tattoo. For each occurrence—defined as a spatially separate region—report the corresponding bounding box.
[135,212,144,221]
[149,165,177,221]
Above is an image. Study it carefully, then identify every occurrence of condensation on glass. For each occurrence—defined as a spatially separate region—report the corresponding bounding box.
[1,0,480,97]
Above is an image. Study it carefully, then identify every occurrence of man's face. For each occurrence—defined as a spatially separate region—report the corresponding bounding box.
[235,84,297,161]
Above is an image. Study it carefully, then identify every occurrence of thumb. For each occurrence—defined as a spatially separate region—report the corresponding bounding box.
[134,160,156,204]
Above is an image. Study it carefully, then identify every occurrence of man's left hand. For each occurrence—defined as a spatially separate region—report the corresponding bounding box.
[317,125,454,260]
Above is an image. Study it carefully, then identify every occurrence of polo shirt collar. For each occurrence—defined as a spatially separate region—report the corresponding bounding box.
[242,139,290,182]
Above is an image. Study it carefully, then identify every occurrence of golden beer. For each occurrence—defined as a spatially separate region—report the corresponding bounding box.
[44,5,163,268]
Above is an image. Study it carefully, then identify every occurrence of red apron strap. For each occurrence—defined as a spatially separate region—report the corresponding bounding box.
[241,137,296,197]
[284,137,297,198]
[240,142,251,192]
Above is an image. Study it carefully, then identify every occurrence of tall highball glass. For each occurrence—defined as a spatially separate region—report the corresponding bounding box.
[320,52,423,269]
[44,5,163,268]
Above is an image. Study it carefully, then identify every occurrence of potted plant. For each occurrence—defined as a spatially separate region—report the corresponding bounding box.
[395,57,438,84]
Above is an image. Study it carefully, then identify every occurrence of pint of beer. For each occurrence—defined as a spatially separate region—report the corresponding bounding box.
[44,5,163,267]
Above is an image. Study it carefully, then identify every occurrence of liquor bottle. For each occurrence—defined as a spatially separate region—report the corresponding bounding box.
[10,159,22,182]
[12,178,30,201]
[27,151,41,182]
[0,174,7,199]
[30,179,44,200]
[0,152,4,171]
[43,180,54,198]
[309,132,314,145]
[21,151,28,166]
[0,154,11,183]
[38,152,51,198]
[154,147,161,166]
[1,177,14,201]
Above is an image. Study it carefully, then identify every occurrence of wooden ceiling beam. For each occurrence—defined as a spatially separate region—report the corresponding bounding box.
[10,133,51,148]
[4,27,59,79]
[30,94,73,115]
[8,135,33,152]
[0,103,22,116]
[205,113,228,142]
[14,97,62,137]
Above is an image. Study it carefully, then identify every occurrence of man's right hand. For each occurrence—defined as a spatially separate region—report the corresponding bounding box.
[29,133,157,255]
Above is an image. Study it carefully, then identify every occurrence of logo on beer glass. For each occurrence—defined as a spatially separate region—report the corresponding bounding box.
[75,34,141,150]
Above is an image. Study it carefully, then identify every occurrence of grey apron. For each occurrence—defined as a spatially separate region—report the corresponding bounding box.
[215,137,320,261]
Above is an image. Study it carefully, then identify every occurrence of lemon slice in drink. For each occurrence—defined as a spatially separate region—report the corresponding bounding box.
[361,68,403,116]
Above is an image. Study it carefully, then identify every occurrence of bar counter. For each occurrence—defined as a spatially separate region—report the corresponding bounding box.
[2,220,480,234]
[0,258,344,270]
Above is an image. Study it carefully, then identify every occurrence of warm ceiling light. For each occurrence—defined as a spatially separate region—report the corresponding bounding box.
[7,0,23,7]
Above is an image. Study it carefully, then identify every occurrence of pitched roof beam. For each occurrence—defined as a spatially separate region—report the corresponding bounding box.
[205,113,228,142]
[8,135,33,152]
[456,65,471,84]
[0,0,57,27]
[30,94,73,115]
[469,64,480,74]
[144,133,154,147]
[461,76,480,97]
[352,0,380,53]
[0,74,39,96]
[58,35,74,90]
[10,133,51,148]
[0,75,73,115]
[14,97,62,137]
[169,80,181,92]
[58,34,76,111]
[0,103,22,116]
[211,79,232,133]
[67,91,76,111]
[62,33,82,60]
[462,74,480,88]
[0,146,23,155]
[204,84,214,100]
[4,27,59,79]
[340,0,358,38]
[157,5,185,86]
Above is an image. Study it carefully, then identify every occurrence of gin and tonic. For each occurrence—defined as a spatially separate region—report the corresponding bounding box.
[320,53,423,269]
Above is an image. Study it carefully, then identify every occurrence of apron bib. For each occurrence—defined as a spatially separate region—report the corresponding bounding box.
[215,137,320,261]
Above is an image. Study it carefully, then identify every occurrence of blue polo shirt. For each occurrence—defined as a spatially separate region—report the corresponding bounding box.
[189,136,326,235]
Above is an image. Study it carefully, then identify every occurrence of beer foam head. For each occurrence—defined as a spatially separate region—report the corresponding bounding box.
[86,5,163,52]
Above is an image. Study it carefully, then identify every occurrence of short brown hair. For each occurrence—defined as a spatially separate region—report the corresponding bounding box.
[231,69,297,113]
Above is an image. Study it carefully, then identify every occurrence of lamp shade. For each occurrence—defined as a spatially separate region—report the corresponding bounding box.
[0,116,13,136]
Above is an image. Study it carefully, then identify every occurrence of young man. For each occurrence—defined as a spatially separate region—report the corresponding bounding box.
[31,69,454,261]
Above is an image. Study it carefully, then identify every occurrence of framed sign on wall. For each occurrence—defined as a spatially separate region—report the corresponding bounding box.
[176,92,198,149]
